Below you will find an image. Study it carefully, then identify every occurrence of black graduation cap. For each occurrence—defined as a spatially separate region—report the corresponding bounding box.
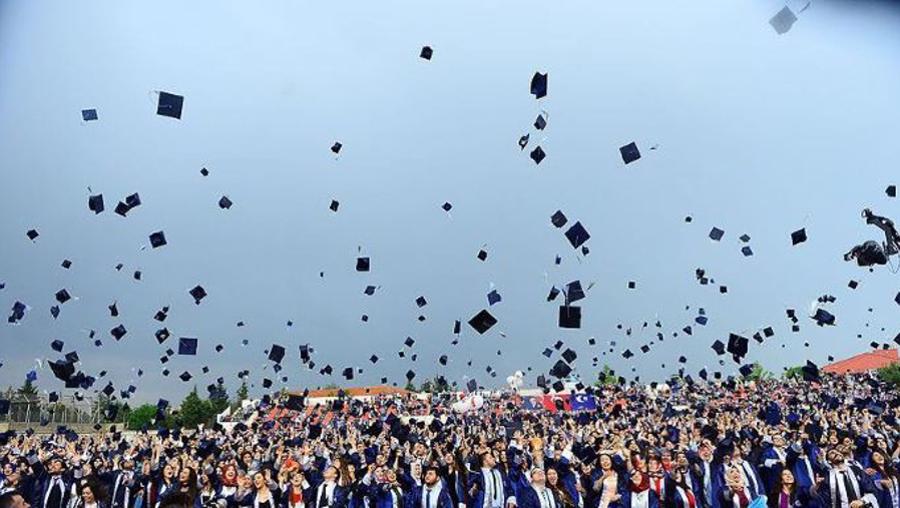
[51,339,64,352]
[534,114,547,130]
[330,199,340,212]
[155,328,170,343]
[55,289,71,304]
[88,194,104,214]
[530,146,546,165]
[558,305,581,328]
[518,133,530,150]
[25,228,39,241]
[8,300,27,323]
[791,228,807,245]
[149,231,167,248]
[178,337,198,355]
[453,319,461,335]
[110,324,127,341]
[342,367,354,380]
[219,196,233,209]
[886,185,897,198]
[530,72,548,99]
[50,305,60,319]
[406,370,415,381]
[65,351,78,363]
[622,349,634,359]
[356,257,370,272]
[619,142,641,164]
[439,354,448,365]
[640,344,650,354]
[477,249,488,261]
[551,210,568,228]
[189,285,207,304]
[440,201,453,213]
[562,348,577,363]
[739,364,754,377]
[801,360,820,382]
[416,296,427,307]
[727,334,748,358]
[262,378,272,389]
[157,91,184,119]
[49,360,75,381]
[709,227,724,241]
[61,259,72,269]
[564,222,590,249]
[565,280,585,303]
[848,280,859,289]
[269,344,286,363]
[466,378,478,392]
[420,45,433,60]
[468,309,497,334]
[711,339,726,355]
[547,286,560,301]
[200,167,209,176]
[628,281,636,289]
[179,371,192,382]
[741,246,753,256]
[811,308,835,326]
[82,108,98,121]
[331,142,342,154]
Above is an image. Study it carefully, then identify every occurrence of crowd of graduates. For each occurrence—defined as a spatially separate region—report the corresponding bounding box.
[1,372,898,508]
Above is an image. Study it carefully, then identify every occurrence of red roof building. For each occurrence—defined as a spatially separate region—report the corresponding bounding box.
[822,349,898,374]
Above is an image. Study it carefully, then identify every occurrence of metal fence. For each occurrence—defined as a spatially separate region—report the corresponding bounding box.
[0,395,101,425]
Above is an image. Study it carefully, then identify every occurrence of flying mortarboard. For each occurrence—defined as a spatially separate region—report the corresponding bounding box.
[420,46,433,60]
[564,222,590,249]
[530,146,546,165]
[530,72,548,99]
[558,305,581,329]
[149,231,167,248]
[81,109,98,121]
[178,337,198,355]
[468,309,497,334]
[88,194,104,214]
[769,6,798,35]
[189,285,207,304]
[791,228,807,245]
[619,142,641,164]
[156,91,184,119]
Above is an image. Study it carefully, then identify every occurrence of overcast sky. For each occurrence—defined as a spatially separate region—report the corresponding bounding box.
[2,0,900,404]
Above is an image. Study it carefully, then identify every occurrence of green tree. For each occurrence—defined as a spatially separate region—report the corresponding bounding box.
[127,404,158,430]
[236,381,249,401]
[877,363,900,386]
[595,365,618,386]
[179,387,212,428]
[783,366,804,380]
[404,381,418,392]
[209,381,230,414]
[17,379,39,402]
[744,362,773,382]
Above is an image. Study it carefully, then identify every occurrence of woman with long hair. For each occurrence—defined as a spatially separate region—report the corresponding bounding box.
[279,472,307,508]
[766,469,811,508]
[866,449,899,508]
[546,469,577,508]
[251,472,276,508]
[71,481,107,508]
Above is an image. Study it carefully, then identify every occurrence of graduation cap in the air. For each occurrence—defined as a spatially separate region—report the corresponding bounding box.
[741,246,753,257]
[51,339,64,352]
[530,72,547,99]
[791,228,807,245]
[811,308,835,326]
[155,328,170,343]
[8,301,27,324]
[330,200,340,212]
[769,6,798,35]
[801,360,820,382]
[331,142,342,154]
[709,227,724,241]
[55,289,71,304]
[711,339,726,355]
[420,45,433,60]
[25,228,39,241]
[562,348,577,363]
[81,108,98,121]
[518,134,529,150]
[356,257,370,272]
[110,324,127,341]
[558,305,581,329]
[416,296,427,307]
[619,142,641,164]
[534,114,547,130]
[189,285,207,304]
[530,146,546,165]
[88,194,104,214]
[61,259,72,269]
[727,334,748,358]
[269,344,286,363]
[477,249,488,261]
[219,196,233,209]
[551,210,568,228]
[887,185,897,198]
[487,289,502,306]
[149,231,167,248]
[179,371,192,382]
[564,280,585,303]
[564,222,590,249]
[157,91,184,119]
[49,360,75,382]
[468,309,497,334]
[622,349,634,359]
[178,337,198,355]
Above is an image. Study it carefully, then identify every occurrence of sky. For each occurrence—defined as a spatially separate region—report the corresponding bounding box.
[1,0,900,404]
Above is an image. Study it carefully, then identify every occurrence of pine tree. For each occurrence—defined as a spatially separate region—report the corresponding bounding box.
[17,379,39,402]
[179,386,212,428]
[209,381,230,414]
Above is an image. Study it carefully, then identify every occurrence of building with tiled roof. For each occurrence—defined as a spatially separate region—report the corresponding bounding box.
[822,349,898,374]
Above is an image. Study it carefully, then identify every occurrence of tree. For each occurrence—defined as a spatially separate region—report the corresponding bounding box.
[127,404,158,430]
[877,363,900,386]
[595,365,618,387]
[404,381,418,392]
[17,379,39,402]
[236,381,249,402]
[743,362,773,382]
[179,386,212,428]
[783,366,804,380]
[209,381,230,415]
